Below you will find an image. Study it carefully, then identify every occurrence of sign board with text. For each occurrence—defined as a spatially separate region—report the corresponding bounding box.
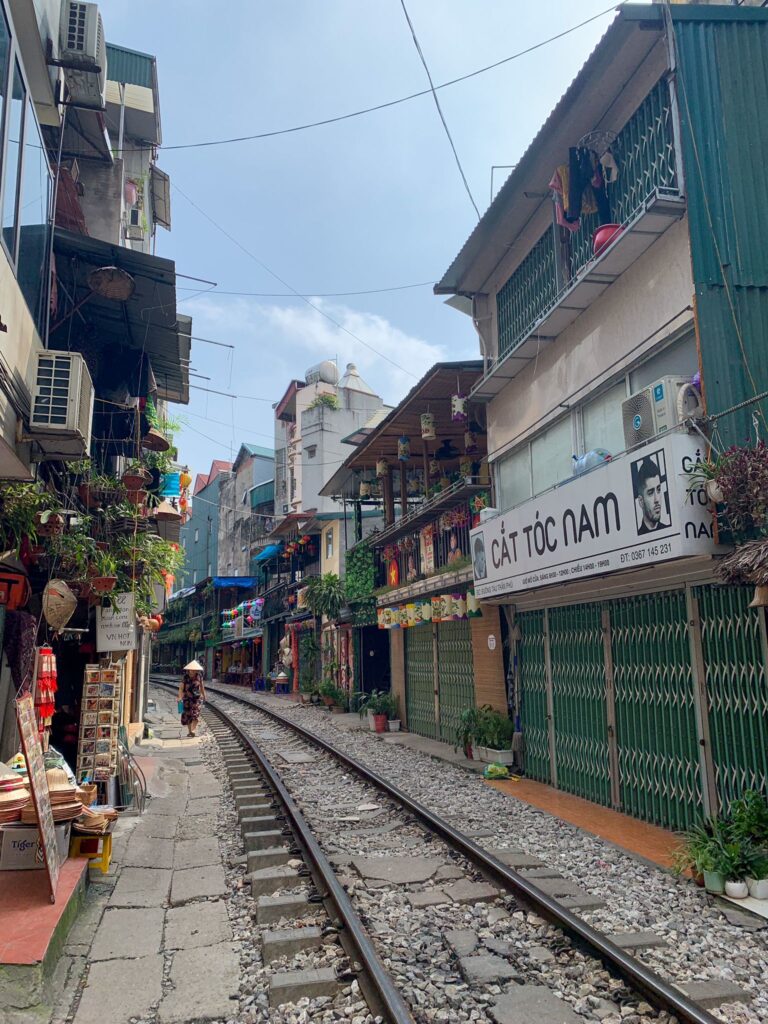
[470,434,723,599]
[15,695,59,901]
[96,593,137,652]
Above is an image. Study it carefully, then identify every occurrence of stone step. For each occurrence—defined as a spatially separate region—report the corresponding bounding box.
[269,967,339,1007]
[261,925,323,963]
[244,830,285,853]
[247,847,291,872]
[248,864,300,897]
[241,814,280,835]
[256,892,315,926]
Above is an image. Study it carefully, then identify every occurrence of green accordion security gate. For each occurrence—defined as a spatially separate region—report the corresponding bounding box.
[610,591,703,831]
[518,610,551,785]
[436,621,475,744]
[404,627,437,739]
[696,585,768,811]
[549,604,612,808]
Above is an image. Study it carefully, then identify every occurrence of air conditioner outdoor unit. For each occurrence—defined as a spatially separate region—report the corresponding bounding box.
[29,351,94,459]
[124,224,145,241]
[59,1,107,110]
[621,376,691,449]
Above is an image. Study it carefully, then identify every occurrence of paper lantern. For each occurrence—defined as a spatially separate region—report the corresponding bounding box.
[397,436,411,462]
[179,470,192,490]
[451,394,468,423]
[375,459,389,478]
[429,458,440,478]
[420,412,436,440]
[467,591,482,617]
[464,430,479,455]
[359,481,371,498]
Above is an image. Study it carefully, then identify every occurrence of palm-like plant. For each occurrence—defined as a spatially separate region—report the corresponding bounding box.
[303,573,346,621]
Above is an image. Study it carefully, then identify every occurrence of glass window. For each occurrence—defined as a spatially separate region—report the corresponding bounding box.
[582,381,626,456]
[194,528,199,543]
[532,417,573,494]
[495,446,531,512]
[2,60,23,258]
[630,332,697,391]
[0,9,10,177]
[17,101,51,329]
[325,528,334,559]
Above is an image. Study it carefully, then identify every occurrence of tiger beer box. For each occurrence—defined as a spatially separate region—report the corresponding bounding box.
[0,822,71,870]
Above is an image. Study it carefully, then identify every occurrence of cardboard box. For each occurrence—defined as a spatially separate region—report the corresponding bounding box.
[0,823,71,870]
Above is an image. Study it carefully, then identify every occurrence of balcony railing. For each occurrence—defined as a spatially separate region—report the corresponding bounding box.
[372,514,473,593]
[497,77,679,361]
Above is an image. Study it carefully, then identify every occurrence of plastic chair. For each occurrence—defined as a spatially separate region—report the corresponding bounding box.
[70,832,112,874]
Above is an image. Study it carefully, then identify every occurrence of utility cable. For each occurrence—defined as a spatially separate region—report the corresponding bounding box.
[177,280,435,299]
[174,183,420,378]
[398,0,480,219]
[132,5,619,153]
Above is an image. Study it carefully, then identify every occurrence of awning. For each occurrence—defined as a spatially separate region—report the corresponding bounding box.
[213,577,258,590]
[253,544,282,563]
[50,229,190,404]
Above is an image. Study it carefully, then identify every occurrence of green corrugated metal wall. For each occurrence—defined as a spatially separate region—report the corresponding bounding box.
[674,12,768,443]
[106,44,155,88]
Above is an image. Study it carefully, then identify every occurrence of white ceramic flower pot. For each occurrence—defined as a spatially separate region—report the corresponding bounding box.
[388,719,401,732]
[747,877,768,900]
[725,879,749,899]
[367,710,375,732]
[481,747,515,766]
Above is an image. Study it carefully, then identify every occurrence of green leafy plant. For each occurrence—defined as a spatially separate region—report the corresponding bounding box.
[298,631,320,693]
[0,483,55,552]
[307,393,340,411]
[476,706,514,750]
[49,527,97,580]
[304,573,346,621]
[357,689,396,717]
[345,543,376,602]
[455,706,482,752]
[318,678,346,707]
[729,790,768,845]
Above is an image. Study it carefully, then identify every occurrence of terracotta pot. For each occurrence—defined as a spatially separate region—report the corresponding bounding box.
[89,576,117,594]
[373,713,387,733]
[78,483,96,509]
[122,470,151,491]
[593,223,623,255]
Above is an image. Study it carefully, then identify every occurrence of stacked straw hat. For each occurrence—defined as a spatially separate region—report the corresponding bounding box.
[21,768,82,823]
[0,764,29,823]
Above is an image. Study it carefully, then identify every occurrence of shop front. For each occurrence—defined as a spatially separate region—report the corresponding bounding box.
[471,433,768,830]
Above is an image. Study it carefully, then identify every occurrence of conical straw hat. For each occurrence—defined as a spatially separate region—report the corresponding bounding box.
[43,579,78,631]
[184,660,203,672]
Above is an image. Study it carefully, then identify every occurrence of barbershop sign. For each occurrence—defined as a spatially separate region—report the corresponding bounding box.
[470,434,722,599]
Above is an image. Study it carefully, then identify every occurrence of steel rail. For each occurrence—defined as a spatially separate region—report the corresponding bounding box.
[162,678,721,1024]
[196,693,417,1024]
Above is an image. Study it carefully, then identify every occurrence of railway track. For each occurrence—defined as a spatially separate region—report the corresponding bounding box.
[153,677,721,1024]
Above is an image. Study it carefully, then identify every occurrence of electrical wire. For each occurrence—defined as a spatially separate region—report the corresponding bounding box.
[174,184,419,378]
[127,5,619,153]
[398,0,480,219]
[177,280,435,299]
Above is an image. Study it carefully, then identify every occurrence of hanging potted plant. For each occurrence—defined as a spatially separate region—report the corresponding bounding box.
[88,550,119,594]
[122,461,152,491]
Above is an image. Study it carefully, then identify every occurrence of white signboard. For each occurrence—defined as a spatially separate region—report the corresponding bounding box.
[470,434,722,599]
[96,593,137,652]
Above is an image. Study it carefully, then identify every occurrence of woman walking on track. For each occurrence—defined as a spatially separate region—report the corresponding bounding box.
[178,660,206,737]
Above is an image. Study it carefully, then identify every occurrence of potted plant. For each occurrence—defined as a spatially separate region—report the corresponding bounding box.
[455,706,481,759]
[304,572,346,622]
[477,707,515,765]
[122,461,152,491]
[34,508,65,537]
[89,549,119,594]
[387,694,401,732]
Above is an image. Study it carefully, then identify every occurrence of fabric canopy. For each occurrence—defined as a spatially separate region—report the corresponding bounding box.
[213,577,258,589]
[253,544,282,563]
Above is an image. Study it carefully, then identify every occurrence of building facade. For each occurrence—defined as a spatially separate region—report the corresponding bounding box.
[436,4,768,831]
[179,460,232,588]
[217,444,274,577]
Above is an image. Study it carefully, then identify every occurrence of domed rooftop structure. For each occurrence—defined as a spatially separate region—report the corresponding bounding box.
[338,362,376,395]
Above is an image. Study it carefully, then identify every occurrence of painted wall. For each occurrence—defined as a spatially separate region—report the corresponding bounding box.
[487,217,694,462]
[180,475,223,587]
[0,250,44,477]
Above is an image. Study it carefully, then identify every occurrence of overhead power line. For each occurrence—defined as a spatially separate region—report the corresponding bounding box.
[177,280,435,299]
[130,6,619,153]
[398,0,480,219]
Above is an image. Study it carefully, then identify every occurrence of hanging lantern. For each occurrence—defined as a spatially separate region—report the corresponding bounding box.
[451,393,468,423]
[460,457,473,480]
[179,470,192,490]
[464,429,479,454]
[359,480,371,498]
[397,436,411,462]
[420,412,436,440]
[429,458,440,478]
[375,458,389,479]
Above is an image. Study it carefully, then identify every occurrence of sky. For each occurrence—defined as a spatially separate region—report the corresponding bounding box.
[100,0,624,477]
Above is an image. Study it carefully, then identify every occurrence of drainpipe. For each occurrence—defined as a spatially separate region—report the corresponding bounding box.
[117,83,126,244]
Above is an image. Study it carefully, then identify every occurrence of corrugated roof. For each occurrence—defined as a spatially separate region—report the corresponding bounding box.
[106,43,155,88]
[242,444,275,459]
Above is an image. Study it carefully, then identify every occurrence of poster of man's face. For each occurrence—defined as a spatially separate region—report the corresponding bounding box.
[631,450,670,535]
[472,534,487,580]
